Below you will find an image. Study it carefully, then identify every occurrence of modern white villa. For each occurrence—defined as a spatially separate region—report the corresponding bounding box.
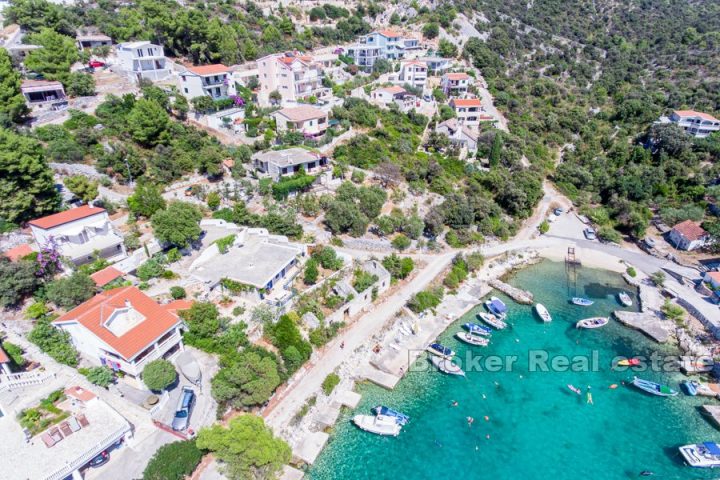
[441,72,471,96]
[29,205,126,266]
[252,147,329,181]
[52,286,191,382]
[346,30,419,70]
[665,110,720,138]
[116,41,171,82]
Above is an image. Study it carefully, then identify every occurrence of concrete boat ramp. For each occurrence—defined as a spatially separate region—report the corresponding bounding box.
[613,310,674,343]
[489,279,534,304]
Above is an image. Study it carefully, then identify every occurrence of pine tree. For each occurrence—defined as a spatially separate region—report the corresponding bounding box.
[0,48,28,125]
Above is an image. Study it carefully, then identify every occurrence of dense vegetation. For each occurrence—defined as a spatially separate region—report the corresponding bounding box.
[142,440,204,480]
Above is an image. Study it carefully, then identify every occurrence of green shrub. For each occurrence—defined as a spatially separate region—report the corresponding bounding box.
[539,220,550,234]
[391,234,411,251]
[142,440,204,480]
[312,246,343,270]
[214,234,236,254]
[142,359,176,391]
[408,287,444,313]
[28,318,78,366]
[353,269,378,293]
[322,373,340,395]
[2,341,25,369]
[137,258,165,281]
[25,301,48,320]
[170,286,186,299]
[271,173,316,200]
[304,258,319,285]
[626,266,637,278]
[81,366,114,388]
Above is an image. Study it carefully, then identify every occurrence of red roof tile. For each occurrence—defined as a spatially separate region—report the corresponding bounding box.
[672,220,707,241]
[706,272,720,283]
[90,266,124,287]
[187,64,228,75]
[377,86,406,95]
[275,105,327,122]
[3,243,33,261]
[53,286,186,360]
[376,29,401,38]
[164,299,194,316]
[451,98,481,108]
[0,346,9,364]
[65,386,96,402]
[674,110,719,122]
[29,205,106,230]
[445,72,470,81]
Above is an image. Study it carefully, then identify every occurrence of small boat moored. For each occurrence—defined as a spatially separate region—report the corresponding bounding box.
[617,291,633,307]
[462,322,492,336]
[455,331,490,347]
[571,297,594,306]
[478,312,508,330]
[679,442,720,468]
[576,317,609,329]
[353,414,402,436]
[631,377,679,397]
[616,357,641,367]
[485,297,508,318]
[682,380,699,396]
[372,406,409,425]
[426,342,455,359]
[430,356,465,376]
[534,303,552,322]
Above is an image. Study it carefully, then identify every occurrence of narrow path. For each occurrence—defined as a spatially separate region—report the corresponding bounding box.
[262,252,454,430]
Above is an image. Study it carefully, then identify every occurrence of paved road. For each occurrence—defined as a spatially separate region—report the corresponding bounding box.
[262,252,454,430]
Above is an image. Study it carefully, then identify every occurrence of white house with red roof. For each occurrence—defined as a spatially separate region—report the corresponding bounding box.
[703,271,720,290]
[449,98,484,127]
[371,85,418,112]
[441,72,471,96]
[256,52,329,106]
[667,220,710,251]
[28,205,126,266]
[116,41,170,83]
[669,110,720,138]
[52,286,192,381]
[180,64,230,100]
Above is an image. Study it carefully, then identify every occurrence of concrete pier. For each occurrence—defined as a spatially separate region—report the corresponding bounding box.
[613,311,673,343]
[295,431,329,465]
[702,405,720,429]
[361,365,400,389]
[489,279,534,304]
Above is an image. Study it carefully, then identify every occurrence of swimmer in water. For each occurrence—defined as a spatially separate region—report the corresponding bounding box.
[587,385,593,405]
[451,400,458,407]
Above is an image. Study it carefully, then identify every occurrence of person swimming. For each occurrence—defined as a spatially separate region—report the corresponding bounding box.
[451,400,459,407]
[467,416,474,426]
[587,386,593,405]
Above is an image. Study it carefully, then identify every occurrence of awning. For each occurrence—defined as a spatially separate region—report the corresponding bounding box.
[704,442,720,455]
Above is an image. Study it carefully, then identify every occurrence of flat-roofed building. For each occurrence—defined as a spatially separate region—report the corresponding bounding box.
[76,33,112,51]
[21,80,67,112]
[252,147,328,181]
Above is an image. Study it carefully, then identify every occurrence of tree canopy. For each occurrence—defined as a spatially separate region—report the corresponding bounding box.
[151,201,202,248]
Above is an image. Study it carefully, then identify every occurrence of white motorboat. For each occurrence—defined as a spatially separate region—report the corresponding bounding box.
[455,331,489,347]
[576,317,609,329]
[485,296,508,319]
[617,292,633,307]
[478,312,507,330]
[352,414,402,436]
[534,303,552,322]
[429,356,465,376]
[679,442,720,468]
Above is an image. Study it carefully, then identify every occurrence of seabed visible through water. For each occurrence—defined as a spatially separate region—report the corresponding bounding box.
[309,260,720,480]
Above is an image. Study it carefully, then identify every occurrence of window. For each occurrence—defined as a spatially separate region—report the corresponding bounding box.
[147,48,153,56]
[184,87,188,94]
[137,49,143,58]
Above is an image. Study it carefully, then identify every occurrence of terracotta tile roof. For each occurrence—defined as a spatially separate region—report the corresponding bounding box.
[90,266,124,287]
[403,60,426,67]
[376,29,401,38]
[377,86,406,95]
[29,205,106,230]
[223,158,235,169]
[275,105,327,122]
[706,272,720,283]
[445,72,470,81]
[278,54,313,66]
[53,286,187,360]
[187,64,228,75]
[65,386,96,402]
[671,220,707,241]
[164,299,194,315]
[0,346,9,364]
[673,110,719,122]
[3,243,33,261]
[451,98,481,108]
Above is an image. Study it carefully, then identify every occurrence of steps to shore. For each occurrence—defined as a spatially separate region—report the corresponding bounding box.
[489,279,534,304]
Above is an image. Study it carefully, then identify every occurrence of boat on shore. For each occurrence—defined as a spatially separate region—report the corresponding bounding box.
[679,442,720,468]
[462,322,492,336]
[426,343,454,359]
[353,414,402,436]
[571,297,594,306]
[455,331,489,346]
[478,312,507,330]
[372,406,409,425]
[617,292,633,307]
[534,303,552,322]
[576,317,609,329]
[485,297,508,319]
[631,377,679,397]
[429,356,465,376]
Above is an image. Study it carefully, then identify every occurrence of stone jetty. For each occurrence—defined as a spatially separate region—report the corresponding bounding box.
[613,311,673,343]
[701,405,720,430]
[489,279,534,304]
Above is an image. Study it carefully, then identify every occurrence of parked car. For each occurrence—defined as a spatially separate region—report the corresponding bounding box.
[171,387,195,431]
[88,60,106,68]
[583,227,597,240]
[88,451,109,468]
[553,207,564,216]
[643,237,656,249]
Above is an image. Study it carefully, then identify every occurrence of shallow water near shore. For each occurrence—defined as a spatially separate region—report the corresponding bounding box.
[308,260,719,479]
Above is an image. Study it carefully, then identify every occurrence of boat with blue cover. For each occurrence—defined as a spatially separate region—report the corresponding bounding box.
[679,442,720,468]
[682,380,699,396]
[372,406,409,425]
[485,297,508,318]
[631,377,679,397]
[571,297,594,306]
[462,323,492,336]
[426,343,454,359]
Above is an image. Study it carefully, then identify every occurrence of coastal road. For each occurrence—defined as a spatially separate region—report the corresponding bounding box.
[262,252,455,431]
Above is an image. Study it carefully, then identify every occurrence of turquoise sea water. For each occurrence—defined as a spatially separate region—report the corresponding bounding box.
[309,261,720,480]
